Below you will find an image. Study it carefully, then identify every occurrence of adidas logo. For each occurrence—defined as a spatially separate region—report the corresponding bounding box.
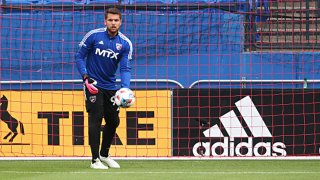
[193,96,287,157]
[98,41,104,45]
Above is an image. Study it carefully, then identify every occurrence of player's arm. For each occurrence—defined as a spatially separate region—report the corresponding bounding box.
[119,41,133,88]
[75,31,95,78]
[75,31,98,94]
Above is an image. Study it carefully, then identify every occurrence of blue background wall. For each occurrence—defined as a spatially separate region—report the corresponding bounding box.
[1,9,319,89]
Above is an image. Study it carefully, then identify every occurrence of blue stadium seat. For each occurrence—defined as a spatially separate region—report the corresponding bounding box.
[2,0,42,5]
[121,0,130,4]
[172,0,213,4]
[86,0,119,4]
[129,0,172,4]
[42,0,86,4]
[214,0,246,3]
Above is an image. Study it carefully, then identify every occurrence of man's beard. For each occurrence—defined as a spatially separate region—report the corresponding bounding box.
[107,26,118,34]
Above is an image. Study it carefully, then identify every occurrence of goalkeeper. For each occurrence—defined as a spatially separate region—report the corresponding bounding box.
[75,7,133,169]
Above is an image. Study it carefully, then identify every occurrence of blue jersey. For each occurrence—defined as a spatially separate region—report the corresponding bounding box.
[75,28,133,90]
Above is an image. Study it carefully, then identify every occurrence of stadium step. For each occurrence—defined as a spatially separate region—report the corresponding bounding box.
[268,10,319,18]
[257,30,320,44]
[258,18,320,30]
[254,0,320,50]
[269,0,319,10]
[257,34,320,43]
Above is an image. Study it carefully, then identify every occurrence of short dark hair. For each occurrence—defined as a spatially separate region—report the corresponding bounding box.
[105,7,122,20]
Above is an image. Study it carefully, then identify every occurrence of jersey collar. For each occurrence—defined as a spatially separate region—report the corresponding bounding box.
[106,30,119,39]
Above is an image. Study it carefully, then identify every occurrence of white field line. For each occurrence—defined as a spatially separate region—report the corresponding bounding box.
[1,156,320,160]
[0,171,319,175]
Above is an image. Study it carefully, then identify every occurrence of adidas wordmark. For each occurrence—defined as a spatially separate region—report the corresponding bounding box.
[193,96,287,157]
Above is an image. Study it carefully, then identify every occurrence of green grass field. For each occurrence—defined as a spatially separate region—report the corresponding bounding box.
[0,160,319,180]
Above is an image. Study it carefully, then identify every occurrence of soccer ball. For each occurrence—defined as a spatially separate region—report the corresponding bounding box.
[114,88,135,108]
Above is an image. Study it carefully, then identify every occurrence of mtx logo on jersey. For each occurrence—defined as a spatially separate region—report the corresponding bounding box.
[95,48,119,59]
[193,96,287,157]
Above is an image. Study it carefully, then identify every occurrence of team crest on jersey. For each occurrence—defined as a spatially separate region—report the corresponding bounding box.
[89,96,96,103]
[116,43,122,50]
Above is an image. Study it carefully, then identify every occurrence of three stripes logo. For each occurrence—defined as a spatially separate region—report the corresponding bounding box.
[193,96,287,157]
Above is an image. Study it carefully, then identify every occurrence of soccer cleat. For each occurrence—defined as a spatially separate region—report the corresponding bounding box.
[100,156,120,168]
[90,158,108,169]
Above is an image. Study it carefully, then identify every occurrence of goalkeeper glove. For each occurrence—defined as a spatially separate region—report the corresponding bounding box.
[83,74,98,94]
